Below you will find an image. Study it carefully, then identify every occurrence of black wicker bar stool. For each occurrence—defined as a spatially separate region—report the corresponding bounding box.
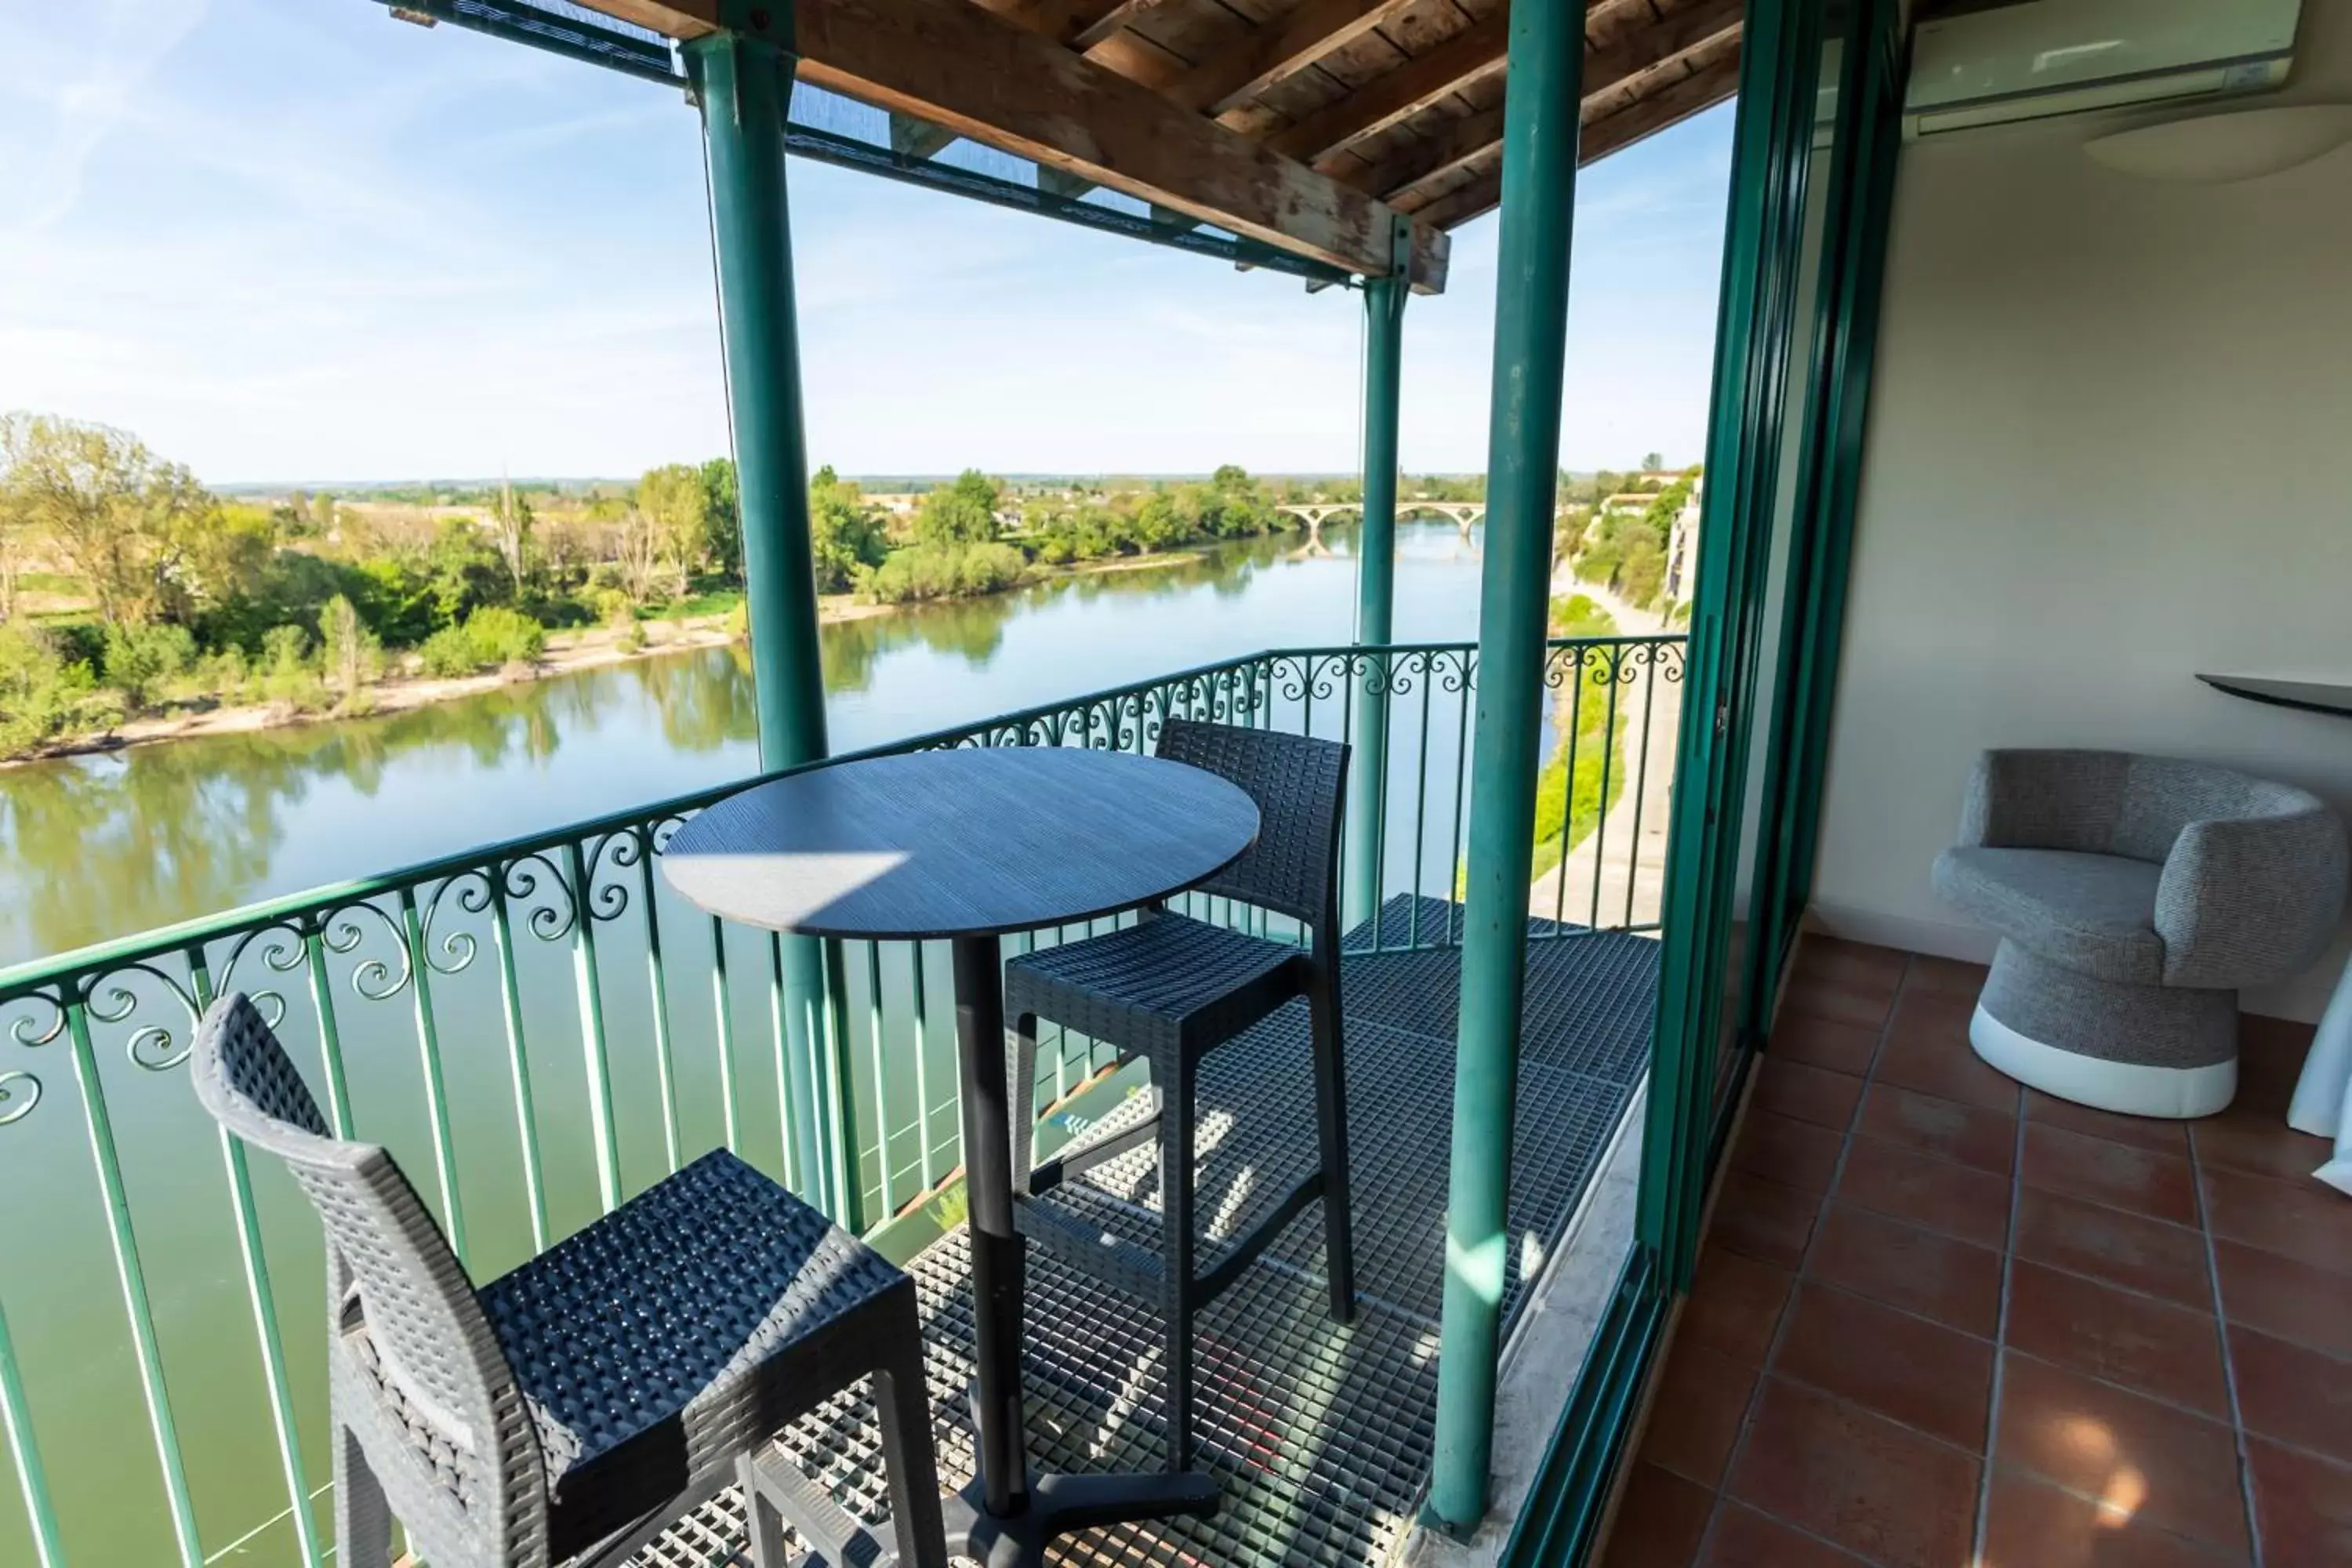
[191,992,948,1568]
[1003,719,1356,1472]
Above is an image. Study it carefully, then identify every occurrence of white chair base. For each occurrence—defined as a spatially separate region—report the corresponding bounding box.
[1969,1004,2237,1120]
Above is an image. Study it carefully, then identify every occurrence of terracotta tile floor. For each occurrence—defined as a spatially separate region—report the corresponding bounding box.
[1604,937,2352,1568]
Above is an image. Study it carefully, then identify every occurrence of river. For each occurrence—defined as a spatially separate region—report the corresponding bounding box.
[0,519,1512,1566]
[0,520,1491,971]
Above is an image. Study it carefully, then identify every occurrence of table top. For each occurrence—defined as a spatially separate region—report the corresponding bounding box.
[2197,674,2352,720]
[661,747,1261,941]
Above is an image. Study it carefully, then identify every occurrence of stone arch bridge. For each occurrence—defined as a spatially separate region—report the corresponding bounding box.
[1276,500,1492,554]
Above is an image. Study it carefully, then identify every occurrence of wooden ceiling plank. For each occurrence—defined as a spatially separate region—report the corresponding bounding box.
[789,0,1450,288]
[1356,102,1504,197]
[1073,0,1182,52]
[575,0,718,37]
[1581,0,1745,103]
[969,0,1120,43]
[1168,0,1421,115]
[1351,0,1744,195]
[1264,12,1506,163]
[1577,50,1742,161]
[1408,48,1742,230]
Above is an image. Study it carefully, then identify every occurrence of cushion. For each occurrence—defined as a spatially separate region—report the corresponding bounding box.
[1932,847,2165,985]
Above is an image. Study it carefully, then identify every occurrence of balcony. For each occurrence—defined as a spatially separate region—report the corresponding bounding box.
[0,635,1682,1567]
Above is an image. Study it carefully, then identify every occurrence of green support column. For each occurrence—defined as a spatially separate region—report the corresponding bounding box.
[689,10,837,1214]
[1344,227,1410,931]
[1428,0,1586,1534]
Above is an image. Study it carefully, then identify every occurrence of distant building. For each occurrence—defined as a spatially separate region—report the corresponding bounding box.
[1665,477,1704,603]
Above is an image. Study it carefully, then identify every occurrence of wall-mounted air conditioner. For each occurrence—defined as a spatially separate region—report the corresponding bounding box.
[1904,0,2302,140]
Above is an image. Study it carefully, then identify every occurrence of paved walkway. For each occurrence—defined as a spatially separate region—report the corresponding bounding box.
[1527,572,1682,933]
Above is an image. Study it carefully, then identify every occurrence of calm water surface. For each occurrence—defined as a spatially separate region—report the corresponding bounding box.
[0,522,1490,968]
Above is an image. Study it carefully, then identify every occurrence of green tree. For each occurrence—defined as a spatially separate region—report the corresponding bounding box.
[101,621,196,710]
[256,623,326,710]
[808,466,888,591]
[637,463,711,595]
[425,519,510,624]
[701,457,741,581]
[0,412,216,626]
[1617,530,1667,606]
[0,626,114,756]
[1640,450,1664,473]
[485,475,534,590]
[913,469,1002,547]
[320,593,381,707]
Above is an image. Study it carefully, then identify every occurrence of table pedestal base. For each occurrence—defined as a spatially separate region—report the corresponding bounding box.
[943,1470,1220,1567]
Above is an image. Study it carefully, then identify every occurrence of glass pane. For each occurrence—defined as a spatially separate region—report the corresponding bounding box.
[1714,5,1858,1118]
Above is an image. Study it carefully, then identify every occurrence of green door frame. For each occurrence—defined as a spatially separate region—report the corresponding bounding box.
[1741,12,1909,1039]
[1639,0,1827,1290]
[1499,2,1907,1561]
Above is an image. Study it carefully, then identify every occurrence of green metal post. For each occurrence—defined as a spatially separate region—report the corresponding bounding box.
[692,15,827,771]
[1428,0,1586,1534]
[0,1295,64,1568]
[691,11,837,1207]
[1345,227,1410,931]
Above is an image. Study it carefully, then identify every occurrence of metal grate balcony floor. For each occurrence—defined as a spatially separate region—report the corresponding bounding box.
[639,896,1658,1568]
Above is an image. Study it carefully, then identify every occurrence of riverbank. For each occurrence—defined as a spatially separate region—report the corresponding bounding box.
[3,542,1248,767]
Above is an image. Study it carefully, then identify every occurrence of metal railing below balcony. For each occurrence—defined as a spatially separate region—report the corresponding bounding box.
[0,633,1682,1567]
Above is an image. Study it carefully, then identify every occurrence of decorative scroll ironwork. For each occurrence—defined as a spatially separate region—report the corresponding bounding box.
[0,632,1684,1566]
[0,991,59,1128]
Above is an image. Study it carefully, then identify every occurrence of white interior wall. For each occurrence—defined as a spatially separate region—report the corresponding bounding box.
[1809,0,2352,1021]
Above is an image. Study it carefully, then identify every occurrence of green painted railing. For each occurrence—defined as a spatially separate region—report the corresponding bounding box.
[0,634,1680,1566]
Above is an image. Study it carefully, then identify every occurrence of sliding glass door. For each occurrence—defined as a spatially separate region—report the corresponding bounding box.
[1644,0,1905,1290]
[1496,5,1907,1561]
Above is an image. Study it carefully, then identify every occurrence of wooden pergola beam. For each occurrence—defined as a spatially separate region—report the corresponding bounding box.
[1349,0,1746,199]
[1167,0,1421,116]
[1406,49,1742,231]
[784,0,1449,287]
[1265,12,1508,164]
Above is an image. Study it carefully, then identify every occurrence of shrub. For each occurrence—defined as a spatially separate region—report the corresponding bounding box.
[101,621,197,710]
[0,626,114,757]
[461,605,544,666]
[260,622,310,671]
[417,625,480,678]
[256,623,328,711]
[200,645,251,702]
[416,607,546,677]
[320,593,382,704]
[858,543,1028,604]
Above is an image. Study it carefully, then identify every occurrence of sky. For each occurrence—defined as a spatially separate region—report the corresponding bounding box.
[0,0,1737,486]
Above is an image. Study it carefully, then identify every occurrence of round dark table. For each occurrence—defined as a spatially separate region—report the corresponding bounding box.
[662,746,1259,1565]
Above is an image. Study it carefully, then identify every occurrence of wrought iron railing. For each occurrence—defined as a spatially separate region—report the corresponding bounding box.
[0,634,1681,1567]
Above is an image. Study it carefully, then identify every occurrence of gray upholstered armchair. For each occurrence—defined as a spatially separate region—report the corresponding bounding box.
[1932,750,2347,1117]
